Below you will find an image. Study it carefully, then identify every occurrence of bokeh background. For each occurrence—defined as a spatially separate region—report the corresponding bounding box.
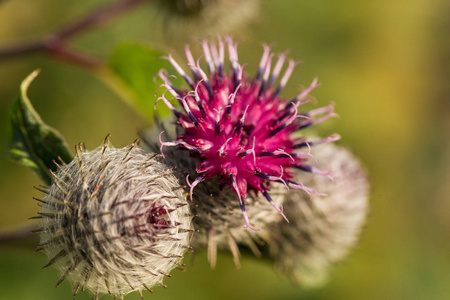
[1,0,450,299]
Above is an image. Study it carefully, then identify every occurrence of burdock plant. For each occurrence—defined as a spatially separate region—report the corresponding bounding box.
[4,1,369,296]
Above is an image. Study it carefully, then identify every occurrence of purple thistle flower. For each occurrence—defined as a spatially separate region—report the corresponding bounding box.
[156,37,338,231]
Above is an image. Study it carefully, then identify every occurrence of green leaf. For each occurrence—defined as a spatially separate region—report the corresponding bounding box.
[9,70,72,185]
[109,43,177,119]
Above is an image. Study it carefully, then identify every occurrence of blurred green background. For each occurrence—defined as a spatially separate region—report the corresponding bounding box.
[1,0,450,299]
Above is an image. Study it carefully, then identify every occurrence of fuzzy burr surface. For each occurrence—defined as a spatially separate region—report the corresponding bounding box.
[35,140,193,298]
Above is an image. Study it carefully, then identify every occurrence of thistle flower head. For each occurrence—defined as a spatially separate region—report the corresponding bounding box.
[155,37,338,231]
[33,138,193,299]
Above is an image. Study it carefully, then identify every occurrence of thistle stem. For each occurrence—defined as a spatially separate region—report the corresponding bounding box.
[0,0,147,68]
[0,223,38,244]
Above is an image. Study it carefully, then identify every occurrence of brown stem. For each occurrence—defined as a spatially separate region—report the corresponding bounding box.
[55,0,146,40]
[0,0,147,67]
[0,223,39,244]
[0,39,49,57]
[47,42,101,68]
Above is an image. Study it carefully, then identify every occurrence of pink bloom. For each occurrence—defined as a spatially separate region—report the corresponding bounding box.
[156,37,338,230]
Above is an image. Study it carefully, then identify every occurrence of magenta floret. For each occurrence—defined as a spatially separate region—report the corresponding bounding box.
[156,37,338,230]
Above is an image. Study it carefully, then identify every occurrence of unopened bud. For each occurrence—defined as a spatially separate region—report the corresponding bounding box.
[267,144,369,287]
[153,0,261,40]
[33,138,193,298]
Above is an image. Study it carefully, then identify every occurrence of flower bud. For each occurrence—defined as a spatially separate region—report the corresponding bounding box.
[153,0,261,41]
[266,144,369,287]
[33,138,193,299]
